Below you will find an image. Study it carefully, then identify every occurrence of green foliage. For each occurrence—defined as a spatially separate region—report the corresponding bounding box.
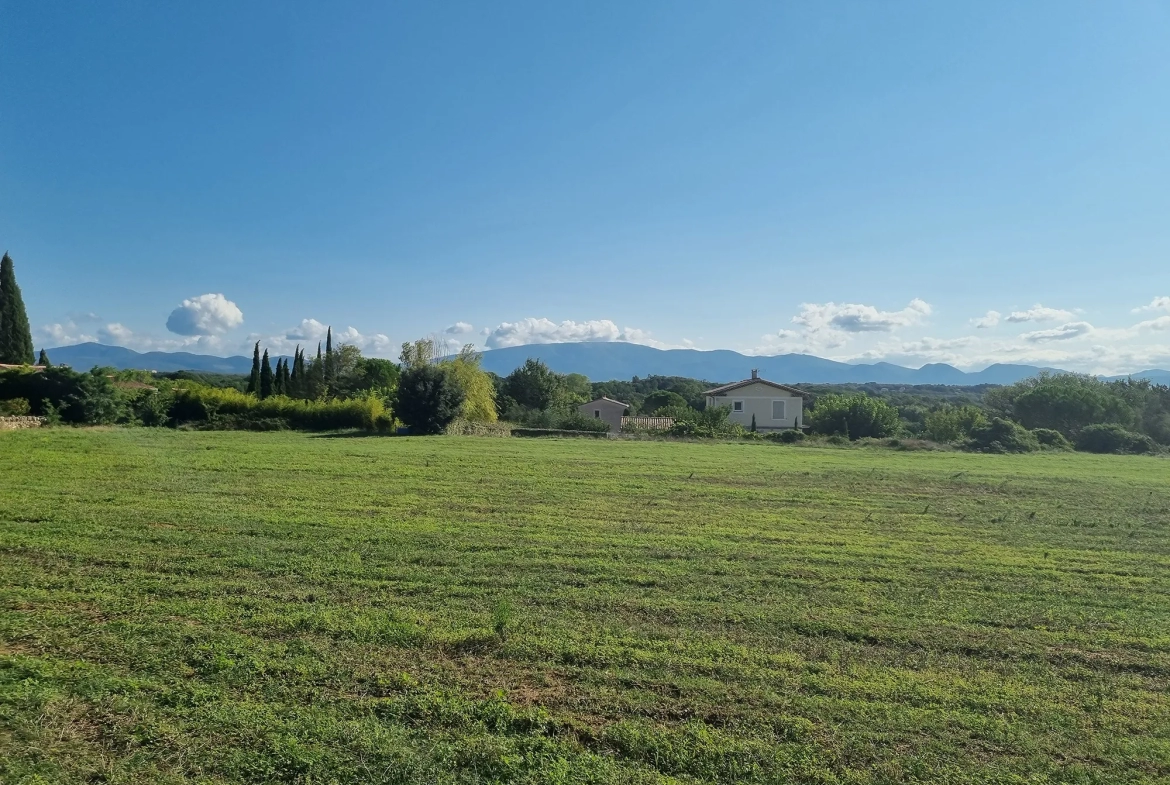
[0,366,126,424]
[259,350,274,399]
[924,404,987,442]
[247,341,261,395]
[808,394,900,440]
[0,253,35,365]
[556,411,610,432]
[1075,423,1156,455]
[0,397,30,415]
[1032,428,1072,450]
[986,373,1133,437]
[170,383,384,430]
[966,417,1040,453]
[395,364,465,435]
[669,404,741,437]
[490,597,514,641]
[157,370,249,392]
[37,349,50,367]
[640,390,688,415]
[503,358,561,411]
[766,429,805,444]
[442,346,497,423]
[129,389,172,427]
[357,357,399,391]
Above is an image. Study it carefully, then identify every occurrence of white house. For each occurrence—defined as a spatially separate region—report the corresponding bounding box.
[578,396,629,433]
[703,370,806,431]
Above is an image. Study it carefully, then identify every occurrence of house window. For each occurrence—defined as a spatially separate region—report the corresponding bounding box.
[772,400,786,420]
[732,400,744,412]
[594,410,601,418]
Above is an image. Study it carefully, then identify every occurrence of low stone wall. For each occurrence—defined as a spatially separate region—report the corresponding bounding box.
[0,416,45,431]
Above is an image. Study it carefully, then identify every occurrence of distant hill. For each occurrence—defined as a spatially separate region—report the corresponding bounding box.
[47,343,255,374]
[478,342,1065,385]
[42,340,1170,387]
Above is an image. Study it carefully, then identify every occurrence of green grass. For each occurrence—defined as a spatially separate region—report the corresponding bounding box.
[1,429,1168,784]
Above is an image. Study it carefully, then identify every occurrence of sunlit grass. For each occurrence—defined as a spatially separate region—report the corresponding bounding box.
[1,428,1168,783]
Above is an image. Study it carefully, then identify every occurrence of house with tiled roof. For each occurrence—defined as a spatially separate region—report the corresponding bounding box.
[703,370,807,432]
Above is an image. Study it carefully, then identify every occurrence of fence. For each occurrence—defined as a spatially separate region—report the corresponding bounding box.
[621,416,675,431]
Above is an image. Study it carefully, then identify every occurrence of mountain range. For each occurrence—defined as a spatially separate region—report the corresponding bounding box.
[42,340,1170,386]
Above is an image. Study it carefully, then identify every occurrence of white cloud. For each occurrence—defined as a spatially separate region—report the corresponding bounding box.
[792,299,931,334]
[1135,315,1170,332]
[98,323,135,344]
[1020,321,1094,343]
[39,322,97,346]
[284,318,330,342]
[483,318,675,349]
[1004,304,1074,323]
[252,319,393,357]
[445,321,474,335]
[1133,297,1170,314]
[166,293,244,336]
[970,310,1001,329]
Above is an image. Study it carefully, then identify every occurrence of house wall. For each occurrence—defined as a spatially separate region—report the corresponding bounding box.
[707,381,803,431]
[578,400,625,433]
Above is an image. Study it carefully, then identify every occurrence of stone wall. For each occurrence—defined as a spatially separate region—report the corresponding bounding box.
[0,416,45,431]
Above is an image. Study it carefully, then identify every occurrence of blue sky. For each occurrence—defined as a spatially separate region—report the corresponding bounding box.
[3,1,1170,373]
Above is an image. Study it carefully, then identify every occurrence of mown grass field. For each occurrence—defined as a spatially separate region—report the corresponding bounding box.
[1,429,1169,784]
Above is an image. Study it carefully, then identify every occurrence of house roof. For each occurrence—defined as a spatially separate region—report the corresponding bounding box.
[583,396,630,408]
[703,377,808,397]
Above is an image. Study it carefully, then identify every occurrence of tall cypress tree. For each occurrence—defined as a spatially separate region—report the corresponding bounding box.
[247,341,261,395]
[260,349,274,399]
[37,348,51,367]
[273,358,285,396]
[325,326,334,382]
[281,356,292,391]
[289,345,300,394]
[0,253,35,365]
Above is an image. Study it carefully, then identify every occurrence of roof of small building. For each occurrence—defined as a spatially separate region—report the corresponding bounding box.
[582,396,631,408]
[703,377,808,397]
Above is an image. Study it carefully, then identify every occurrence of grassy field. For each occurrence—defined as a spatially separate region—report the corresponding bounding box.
[1,429,1168,784]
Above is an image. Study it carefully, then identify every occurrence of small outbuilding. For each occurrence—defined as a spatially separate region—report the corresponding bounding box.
[578,396,629,433]
[703,370,806,431]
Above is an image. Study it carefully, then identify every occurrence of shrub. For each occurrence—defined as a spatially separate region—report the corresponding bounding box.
[169,384,384,430]
[557,411,609,432]
[966,418,1040,453]
[640,390,687,416]
[668,405,742,438]
[445,418,513,437]
[765,429,804,444]
[1032,428,1072,450]
[808,394,900,440]
[923,405,987,442]
[129,390,172,427]
[0,366,126,424]
[1075,423,1156,455]
[0,398,31,416]
[395,364,465,435]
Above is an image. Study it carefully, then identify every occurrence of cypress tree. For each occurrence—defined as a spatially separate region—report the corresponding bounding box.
[0,253,35,365]
[296,347,307,397]
[281,356,292,390]
[37,348,51,367]
[289,345,300,394]
[247,341,261,395]
[273,358,285,396]
[325,327,334,382]
[260,349,274,399]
